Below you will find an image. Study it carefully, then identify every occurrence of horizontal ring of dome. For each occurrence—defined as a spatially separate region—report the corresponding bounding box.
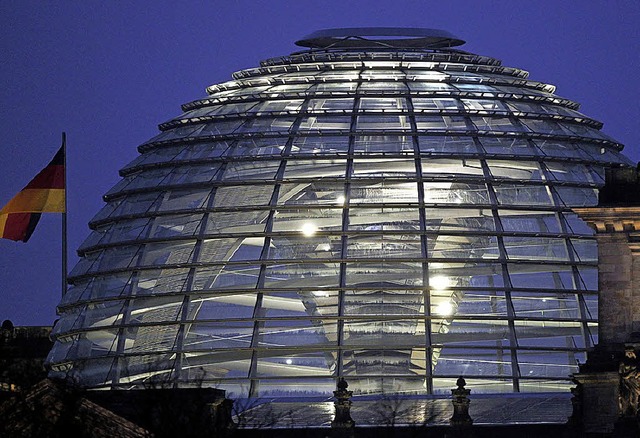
[230,62,530,81]
[261,51,504,67]
[158,110,603,132]
[183,90,581,112]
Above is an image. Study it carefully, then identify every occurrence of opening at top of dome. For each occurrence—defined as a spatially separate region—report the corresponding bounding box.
[295,27,466,50]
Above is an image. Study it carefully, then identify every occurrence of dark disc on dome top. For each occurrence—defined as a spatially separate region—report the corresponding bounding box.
[295,27,466,49]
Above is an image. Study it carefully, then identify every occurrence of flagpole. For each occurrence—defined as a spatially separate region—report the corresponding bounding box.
[62,132,67,298]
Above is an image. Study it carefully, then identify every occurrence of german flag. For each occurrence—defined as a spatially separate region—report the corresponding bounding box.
[0,146,65,242]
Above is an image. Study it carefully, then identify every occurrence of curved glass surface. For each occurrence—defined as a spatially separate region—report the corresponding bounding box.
[48,43,632,397]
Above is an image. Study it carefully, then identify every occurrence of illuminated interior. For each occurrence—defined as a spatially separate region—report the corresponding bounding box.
[47,29,633,397]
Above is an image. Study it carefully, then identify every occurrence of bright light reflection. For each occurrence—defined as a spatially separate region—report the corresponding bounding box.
[435,301,454,316]
[336,195,346,205]
[430,275,450,290]
[285,359,293,365]
[312,291,329,297]
[302,222,317,236]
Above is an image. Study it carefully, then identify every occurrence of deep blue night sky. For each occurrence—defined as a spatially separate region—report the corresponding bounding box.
[1,1,639,326]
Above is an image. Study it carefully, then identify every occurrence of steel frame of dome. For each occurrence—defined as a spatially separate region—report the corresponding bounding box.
[48,29,632,398]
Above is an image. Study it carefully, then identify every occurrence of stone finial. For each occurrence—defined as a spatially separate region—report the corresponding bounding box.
[331,378,355,430]
[450,376,473,428]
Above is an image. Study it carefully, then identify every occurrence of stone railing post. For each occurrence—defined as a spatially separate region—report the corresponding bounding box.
[449,376,473,436]
[331,378,355,437]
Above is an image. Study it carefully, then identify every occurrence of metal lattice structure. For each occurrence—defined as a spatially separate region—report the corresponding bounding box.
[48,28,632,397]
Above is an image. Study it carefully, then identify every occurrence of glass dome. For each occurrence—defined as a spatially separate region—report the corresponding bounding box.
[48,28,633,397]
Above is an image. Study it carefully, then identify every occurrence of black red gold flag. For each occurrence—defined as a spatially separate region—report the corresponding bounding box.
[0,146,65,242]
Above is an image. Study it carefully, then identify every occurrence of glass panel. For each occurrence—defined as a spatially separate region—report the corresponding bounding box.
[200,237,264,263]
[306,98,354,111]
[430,234,500,259]
[222,161,281,181]
[433,347,513,376]
[499,210,561,233]
[229,138,286,157]
[408,82,456,92]
[424,208,496,231]
[184,321,253,349]
[267,235,341,260]
[258,290,335,317]
[356,114,410,131]
[493,183,554,206]
[344,262,423,287]
[256,320,337,347]
[283,159,347,179]
[470,117,527,132]
[516,349,580,378]
[134,268,190,295]
[343,290,425,316]
[255,351,336,377]
[346,233,422,258]
[353,135,413,154]
[503,236,569,261]
[310,82,358,93]
[291,135,350,154]
[140,241,196,266]
[520,119,573,135]
[193,265,260,290]
[277,181,345,206]
[511,292,581,320]
[418,136,477,155]
[156,189,212,212]
[423,182,490,204]
[349,180,419,204]
[213,185,274,207]
[237,117,295,133]
[554,186,597,206]
[415,115,470,130]
[343,319,425,347]
[421,158,484,177]
[480,137,536,156]
[149,214,203,239]
[570,238,597,262]
[249,99,304,114]
[508,264,574,289]
[272,208,343,232]
[128,296,182,324]
[487,160,543,181]
[432,377,512,394]
[359,81,408,92]
[349,207,420,231]
[545,162,600,184]
[79,218,151,251]
[263,262,340,289]
[342,348,427,376]
[352,158,415,178]
[413,98,461,110]
[189,293,257,320]
[182,352,250,379]
[358,97,406,111]
[205,211,269,234]
[461,99,508,111]
[454,290,508,317]
[298,116,351,131]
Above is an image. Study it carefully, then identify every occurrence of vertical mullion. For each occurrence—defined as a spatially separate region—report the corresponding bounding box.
[248,108,306,397]
[406,91,433,393]
[337,90,359,379]
[478,144,521,392]
[539,161,593,349]
[172,182,221,385]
